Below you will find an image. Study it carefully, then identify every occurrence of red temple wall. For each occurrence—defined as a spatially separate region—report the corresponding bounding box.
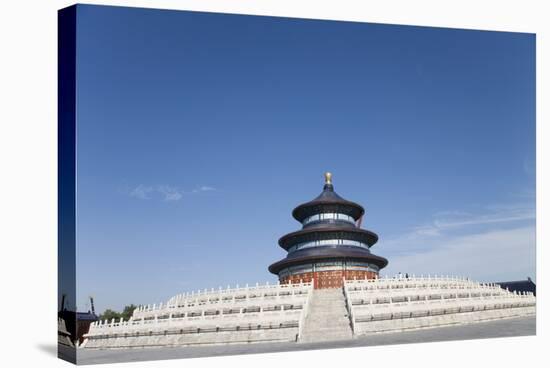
[280,270,378,289]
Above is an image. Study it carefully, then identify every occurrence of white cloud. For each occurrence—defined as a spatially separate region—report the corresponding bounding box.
[157,185,183,201]
[408,204,534,239]
[380,201,536,283]
[192,186,216,193]
[199,186,216,191]
[382,225,536,283]
[129,185,153,200]
[127,184,216,201]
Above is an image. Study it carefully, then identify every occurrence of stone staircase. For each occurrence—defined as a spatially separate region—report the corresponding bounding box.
[299,287,353,343]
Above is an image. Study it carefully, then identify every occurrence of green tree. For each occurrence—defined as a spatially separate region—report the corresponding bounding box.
[121,304,138,321]
[99,309,121,322]
[99,304,138,322]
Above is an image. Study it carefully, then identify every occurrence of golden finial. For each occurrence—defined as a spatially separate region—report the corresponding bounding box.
[324,172,332,185]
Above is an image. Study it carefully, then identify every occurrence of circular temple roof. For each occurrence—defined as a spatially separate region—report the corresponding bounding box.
[268,246,388,274]
[292,174,365,222]
[278,226,378,250]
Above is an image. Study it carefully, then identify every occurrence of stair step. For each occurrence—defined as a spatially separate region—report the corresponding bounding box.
[299,287,353,343]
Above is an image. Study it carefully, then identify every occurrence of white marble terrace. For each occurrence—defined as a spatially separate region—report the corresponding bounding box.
[82,275,535,349]
[83,281,314,349]
[344,275,536,335]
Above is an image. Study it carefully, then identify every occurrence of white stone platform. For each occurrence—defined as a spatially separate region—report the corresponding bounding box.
[344,275,536,336]
[83,281,313,349]
[82,275,535,349]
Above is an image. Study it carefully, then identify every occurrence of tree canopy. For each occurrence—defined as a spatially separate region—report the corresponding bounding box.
[99,304,138,322]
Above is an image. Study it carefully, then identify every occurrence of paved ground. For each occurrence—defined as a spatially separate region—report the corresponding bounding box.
[77,316,536,365]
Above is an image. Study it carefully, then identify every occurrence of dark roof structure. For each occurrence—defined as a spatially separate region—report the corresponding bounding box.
[278,226,379,250]
[292,178,365,222]
[269,172,388,276]
[268,247,388,274]
[495,278,536,296]
[76,311,100,322]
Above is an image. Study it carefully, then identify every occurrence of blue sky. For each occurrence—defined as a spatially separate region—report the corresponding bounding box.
[74,5,535,313]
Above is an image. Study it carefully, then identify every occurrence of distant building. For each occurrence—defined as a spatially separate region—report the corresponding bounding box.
[58,295,99,346]
[496,278,536,296]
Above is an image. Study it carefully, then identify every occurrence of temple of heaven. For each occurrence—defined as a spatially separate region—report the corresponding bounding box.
[269,172,388,288]
[82,172,535,352]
